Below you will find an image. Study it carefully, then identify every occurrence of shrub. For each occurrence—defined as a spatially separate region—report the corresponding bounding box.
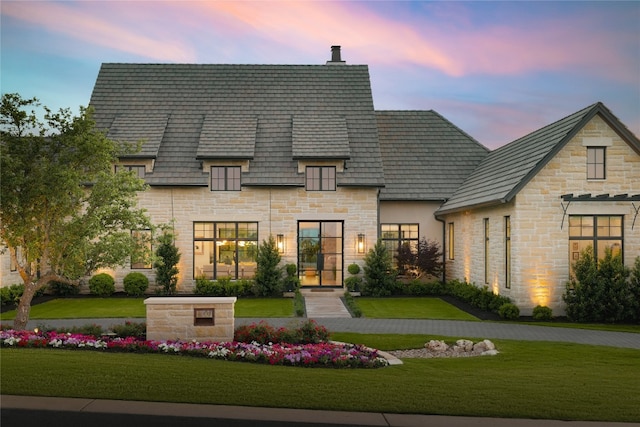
[54,323,104,337]
[195,276,223,296]
[283,263,301,292]
[1,284,24,306]
[532,305,553,321]
[88,273,115,296]
[254,235,283,296]
[347,263,361,275]
[48,280,80,296]
[362,239,399,297]
[293,289,305,317]
[498,303,520,320]
[629,256,640,322]
[233,320,330,344]
[154,227,181,295]
[123,272,149,297]
[563,246,632,323]
[444,280,511,314]
[111,321,146,338]
[195,277,254,297]
[345,263,363,292]
[343,291,362,317]
[405,279,445,296]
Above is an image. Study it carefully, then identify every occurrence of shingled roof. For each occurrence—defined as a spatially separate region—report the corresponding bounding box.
[436,102,640,214]
[89,63,384,187]
[376,111,489,201]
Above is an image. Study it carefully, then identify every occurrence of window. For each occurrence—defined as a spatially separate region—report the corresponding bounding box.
[10,247,20,272]
[193,222,258,279]
[569,215,623,273]
[211,166,241,191]
[504,216,511,289]
[380,223,419,264]
[448,223,455,260]
[115,165,145,178]
[484,218,490,284]
[306,166,336,191]
[587,147,605,179]
[131,230,152,269]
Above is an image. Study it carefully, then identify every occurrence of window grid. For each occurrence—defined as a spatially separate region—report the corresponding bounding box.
[306,166,336,191]
[116,165,145,178]
[569,215,623,273]
[211,166,241,191]
[505,216,511,289]
[586,147,606,179]
[484,218,490,284]
[193,222,258,279]
[380,223,419,265]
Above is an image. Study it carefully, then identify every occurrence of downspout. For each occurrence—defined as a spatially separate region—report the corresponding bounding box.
[435,209,446,285]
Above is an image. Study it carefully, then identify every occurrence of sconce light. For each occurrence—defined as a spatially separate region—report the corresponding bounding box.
[357,233,365,254]
[276,234,285,253]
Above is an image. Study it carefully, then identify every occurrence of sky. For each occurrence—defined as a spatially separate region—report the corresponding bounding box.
[1,1,638,150]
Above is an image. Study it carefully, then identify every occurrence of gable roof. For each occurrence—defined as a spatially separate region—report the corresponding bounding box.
[89,63,384,187]
[436,102,640,215]
[376,110,489,201]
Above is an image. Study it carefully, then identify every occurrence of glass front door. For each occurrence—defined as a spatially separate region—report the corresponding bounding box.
[298,221,343,287]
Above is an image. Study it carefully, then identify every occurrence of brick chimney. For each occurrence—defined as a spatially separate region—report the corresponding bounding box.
[326,45,346,65]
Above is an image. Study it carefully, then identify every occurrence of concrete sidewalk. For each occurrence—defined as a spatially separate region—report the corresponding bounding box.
[2,395,638,427]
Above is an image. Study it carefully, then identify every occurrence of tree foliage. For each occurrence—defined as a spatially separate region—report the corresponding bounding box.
[0,93,150,329]
[254,235,283,296]
[362,239,398,297]
[395,238,443,279]
[563,246,636,323]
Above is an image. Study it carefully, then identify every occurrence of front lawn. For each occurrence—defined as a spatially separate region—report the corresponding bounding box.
[1,297,294,321]
[2,334,639,422]
[357,297,479,320]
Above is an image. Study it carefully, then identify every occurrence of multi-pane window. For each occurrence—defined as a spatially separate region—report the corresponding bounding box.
[504,216,511,289]
[306,166,336,191]
[131,230,152,269]
[211,166,241,191]
[116,165,145,178]
[484,218,490,284]
[380,223,419,264]
[569,216,623,272]
[586,147,606,179]
[193,222,258,279]
[448,223,455,260]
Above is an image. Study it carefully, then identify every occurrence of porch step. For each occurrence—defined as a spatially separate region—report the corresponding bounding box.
[303,294,351,318]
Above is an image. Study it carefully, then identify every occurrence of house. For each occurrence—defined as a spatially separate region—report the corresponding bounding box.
[2,47,638,317]
[435,103,640,315]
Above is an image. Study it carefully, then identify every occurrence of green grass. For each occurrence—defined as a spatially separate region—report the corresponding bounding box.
[2,335,639,422]
[0,297,294,321]
[356,297,479,320]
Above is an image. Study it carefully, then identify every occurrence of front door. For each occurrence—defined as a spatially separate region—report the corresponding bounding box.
[298,221,343,287]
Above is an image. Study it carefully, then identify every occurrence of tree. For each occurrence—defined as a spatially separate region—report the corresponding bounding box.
[362,239,398,297]
[394,238,443,279]
[0,93,150,329]
[154,226,181,295]
[254,235,283,296]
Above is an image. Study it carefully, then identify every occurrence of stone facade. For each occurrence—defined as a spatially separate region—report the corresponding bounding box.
[144,297,236,342]
[443,115,640,315]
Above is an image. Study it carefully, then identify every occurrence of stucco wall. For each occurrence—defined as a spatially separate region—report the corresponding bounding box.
[379,200,445,243]
[444,115,640,315]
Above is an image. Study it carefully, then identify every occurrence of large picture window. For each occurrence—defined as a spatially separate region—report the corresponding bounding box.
[194,222,258,279]
[211,166,241,191]
[380,223,419,264]
[569,215,623,274]
[448,222,455,260]
[306,166,336,191]
[116,165,145,178]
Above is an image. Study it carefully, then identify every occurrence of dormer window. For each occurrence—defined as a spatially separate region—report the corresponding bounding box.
[306,166,336,191]
[586,147,605,179]
[115,165,145,178]
[211,166,241,191]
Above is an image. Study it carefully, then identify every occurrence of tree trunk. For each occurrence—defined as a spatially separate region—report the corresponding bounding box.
[13,282,40,330]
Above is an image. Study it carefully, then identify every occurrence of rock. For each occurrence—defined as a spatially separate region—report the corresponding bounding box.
[426,340,449,352]
[455,339,474,352]
[481,349,499,356]
[472,341,488,353]
[483,339,495,350]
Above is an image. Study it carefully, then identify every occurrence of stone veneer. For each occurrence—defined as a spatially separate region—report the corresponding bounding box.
[444,115,640,316]
[144,297,236,342]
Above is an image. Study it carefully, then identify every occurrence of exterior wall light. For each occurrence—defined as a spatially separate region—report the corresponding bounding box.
[276,234,285,253]
[357,233,365,254]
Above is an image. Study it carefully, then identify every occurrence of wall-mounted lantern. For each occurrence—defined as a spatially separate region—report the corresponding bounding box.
[357,233,365,254]
[276,234,285,253]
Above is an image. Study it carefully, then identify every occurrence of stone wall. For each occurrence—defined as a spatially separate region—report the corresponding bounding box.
[144,297,236,342]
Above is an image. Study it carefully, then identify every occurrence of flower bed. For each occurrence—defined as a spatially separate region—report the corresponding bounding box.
[0,329,389,368]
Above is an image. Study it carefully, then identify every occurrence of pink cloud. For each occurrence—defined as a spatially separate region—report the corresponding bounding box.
[2,2,196,62]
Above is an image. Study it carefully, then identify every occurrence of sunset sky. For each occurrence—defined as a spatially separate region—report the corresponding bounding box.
[1,1,638,149]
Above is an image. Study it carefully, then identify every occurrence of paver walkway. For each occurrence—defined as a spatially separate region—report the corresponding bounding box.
[302,289,351,318]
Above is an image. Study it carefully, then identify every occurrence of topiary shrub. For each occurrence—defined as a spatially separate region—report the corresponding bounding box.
[123,272,149,297]
[88,273,115,296]
[532,305,553,321]
[283,263,300,292]
[345,263,363,292]
[498,303,520,320]
[154,227,181,295]
[254,235,283,296]
[362,239,399,297]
